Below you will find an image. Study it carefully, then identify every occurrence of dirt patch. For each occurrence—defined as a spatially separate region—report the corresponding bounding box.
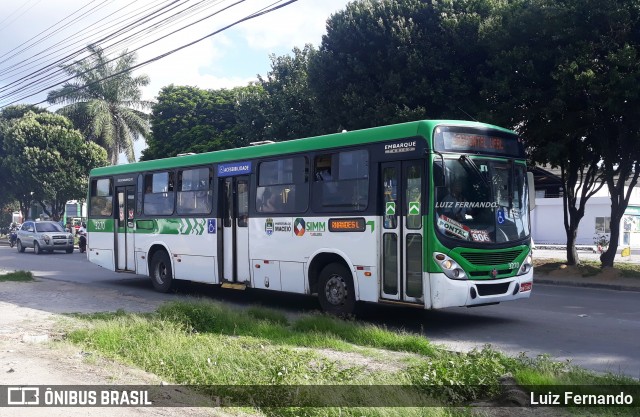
[598,267,621,280]
[547,264,581,277]
[304,347,419,374]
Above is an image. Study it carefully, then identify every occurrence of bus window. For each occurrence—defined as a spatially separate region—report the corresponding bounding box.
[314,149,369,211]
[256,157,308,213]
[143,172,175,215]
[177,167,213,215]
[89,178,112,217]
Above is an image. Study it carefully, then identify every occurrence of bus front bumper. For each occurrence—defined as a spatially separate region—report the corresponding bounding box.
[429,270,533,309]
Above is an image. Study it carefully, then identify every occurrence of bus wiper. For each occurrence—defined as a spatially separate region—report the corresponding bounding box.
[508,159,514,210]
[459,155,490,188]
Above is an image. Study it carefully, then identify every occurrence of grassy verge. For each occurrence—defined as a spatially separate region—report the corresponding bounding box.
[65,300,638,416]
[534,258,640,278]
[0,270,34,282]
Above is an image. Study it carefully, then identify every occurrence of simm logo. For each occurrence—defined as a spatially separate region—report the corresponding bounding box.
[294,218,305,236]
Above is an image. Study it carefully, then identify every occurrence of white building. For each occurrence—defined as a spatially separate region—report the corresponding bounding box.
[531,167,640,248]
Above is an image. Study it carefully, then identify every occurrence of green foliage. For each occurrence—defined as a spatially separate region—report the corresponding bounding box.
[534,258,640,278]
[309,0,493,131]
[236,45,325,141]
[481,0,640,266]
[142,85,242,160]
[406,346,515,403]
[0,270,34,282]
[65,300,640,416]
[47,45,151,164]
[0,111,107,220]
[0,105,47,212]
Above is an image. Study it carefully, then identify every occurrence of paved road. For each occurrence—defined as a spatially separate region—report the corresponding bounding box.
[1,245,639,378]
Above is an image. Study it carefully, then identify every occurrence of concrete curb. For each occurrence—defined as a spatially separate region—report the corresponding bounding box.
[535,277,640,292]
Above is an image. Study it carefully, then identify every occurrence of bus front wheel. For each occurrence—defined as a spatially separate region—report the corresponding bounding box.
[150,251,173,293]
[318,263,355,315]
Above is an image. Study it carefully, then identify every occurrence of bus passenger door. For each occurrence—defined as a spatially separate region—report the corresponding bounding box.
[115,185,136,271]
[380,161,424,304]
[221,176,251,283]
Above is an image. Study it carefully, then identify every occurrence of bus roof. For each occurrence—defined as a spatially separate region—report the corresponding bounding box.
[90,119,516,177]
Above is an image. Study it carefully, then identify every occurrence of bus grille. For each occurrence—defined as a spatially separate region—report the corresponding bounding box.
[476,282,511,296]
[459,249,523,266]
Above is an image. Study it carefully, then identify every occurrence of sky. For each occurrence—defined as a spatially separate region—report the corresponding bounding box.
[0,0,352,160]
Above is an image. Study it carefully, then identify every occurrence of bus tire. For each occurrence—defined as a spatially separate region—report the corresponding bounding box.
[318,263,355,315]
[150,251,173,293]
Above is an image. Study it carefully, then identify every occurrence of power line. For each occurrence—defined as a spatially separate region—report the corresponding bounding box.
[0,0,233,103]
[0,0,299,109]
[0,0,104,65]
[0,0,44,35]
[0,0,157,77]
[0,1,180,84]
[0,0,192,100]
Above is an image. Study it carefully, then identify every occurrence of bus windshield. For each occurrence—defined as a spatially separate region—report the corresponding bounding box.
[434,157,530,244]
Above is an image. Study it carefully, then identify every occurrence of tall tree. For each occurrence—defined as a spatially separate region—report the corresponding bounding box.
[1,111,108,221]
[0,105,47,218]
[236,45,323,141]
[309,0,492,132]
[481,0,640,266]
[47,44,151,165]
[142,85,241,160]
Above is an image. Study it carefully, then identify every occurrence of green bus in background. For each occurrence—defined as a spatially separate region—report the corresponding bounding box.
[63,200,85,231]
[86,120,535,314]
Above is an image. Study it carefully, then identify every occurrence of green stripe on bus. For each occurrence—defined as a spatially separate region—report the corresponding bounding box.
[90,218,209,235]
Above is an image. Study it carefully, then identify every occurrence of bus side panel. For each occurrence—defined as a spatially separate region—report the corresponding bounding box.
[248,216,378,302]
[135,251,148,276]
[87,221,115,271]
[135,218,219,284]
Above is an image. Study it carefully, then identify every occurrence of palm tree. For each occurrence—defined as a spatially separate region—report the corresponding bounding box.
[47,44,152,164]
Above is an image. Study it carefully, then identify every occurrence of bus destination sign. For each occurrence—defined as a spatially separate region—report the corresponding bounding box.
[328,218,366,232]
[436,130,523,157]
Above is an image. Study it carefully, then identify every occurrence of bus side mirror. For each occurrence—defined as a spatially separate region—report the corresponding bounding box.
[433,158,446,188]
[527,172,536,211]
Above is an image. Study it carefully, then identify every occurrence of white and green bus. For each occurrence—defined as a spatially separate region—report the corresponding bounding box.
[87,120,534,314]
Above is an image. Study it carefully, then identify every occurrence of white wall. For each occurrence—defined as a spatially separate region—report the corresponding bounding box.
[532,197,612,245]
[532,185,640,248]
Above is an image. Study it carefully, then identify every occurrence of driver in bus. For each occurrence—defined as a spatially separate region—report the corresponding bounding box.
[440,182,469,221]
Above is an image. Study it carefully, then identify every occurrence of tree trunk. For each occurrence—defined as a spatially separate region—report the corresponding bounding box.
[19,197,31,222]
[566,223,579,265]
[601,212,623,267]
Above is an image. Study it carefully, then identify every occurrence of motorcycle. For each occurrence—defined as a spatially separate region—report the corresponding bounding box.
[9,230,17,248]
[77,229,87,253]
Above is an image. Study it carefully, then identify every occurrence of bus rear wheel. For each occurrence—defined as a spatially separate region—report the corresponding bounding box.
[150,251,173,293]
[318,263,355,315]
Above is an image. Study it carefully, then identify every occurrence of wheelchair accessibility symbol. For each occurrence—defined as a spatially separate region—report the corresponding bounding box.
[497,208,505,224]
[207,219,216,234]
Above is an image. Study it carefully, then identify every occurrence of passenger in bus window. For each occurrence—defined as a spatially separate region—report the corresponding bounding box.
[261,188,279,212]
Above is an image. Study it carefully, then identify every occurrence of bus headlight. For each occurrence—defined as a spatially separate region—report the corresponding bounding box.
[434,252,467,280]
[517,253,533,276]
